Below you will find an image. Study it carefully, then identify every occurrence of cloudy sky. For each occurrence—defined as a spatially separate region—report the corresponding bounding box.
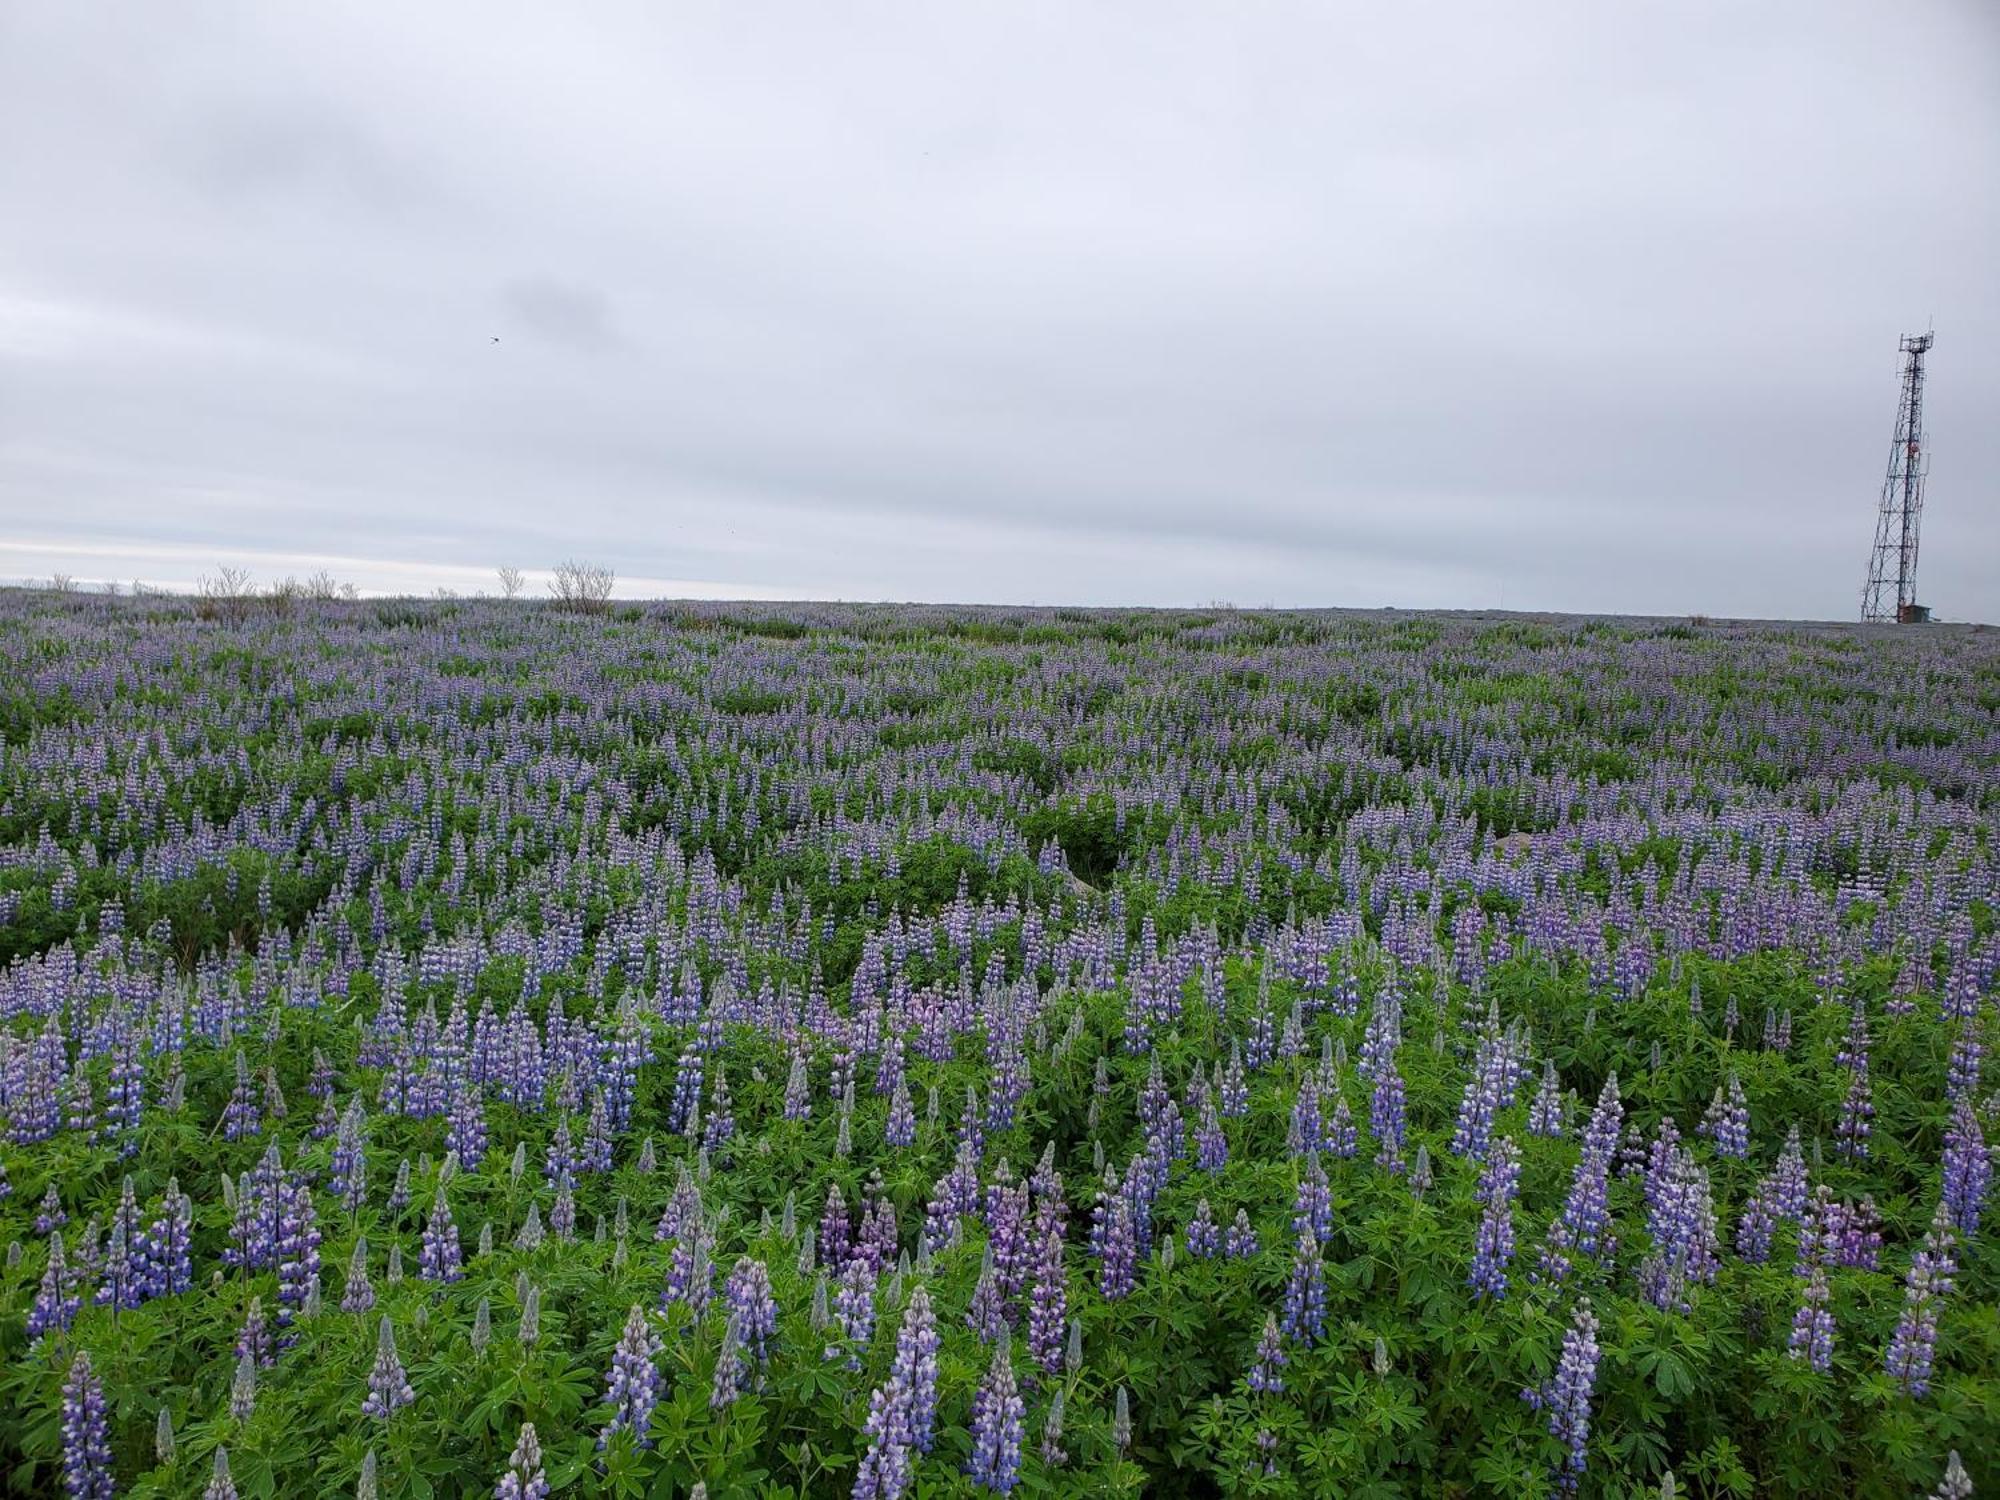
[3,2,1996,618]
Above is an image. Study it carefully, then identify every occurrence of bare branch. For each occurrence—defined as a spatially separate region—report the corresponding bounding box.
[548,559,615,614]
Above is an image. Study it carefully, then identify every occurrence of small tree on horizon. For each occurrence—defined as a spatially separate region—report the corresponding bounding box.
[497,566,525,600]
[549,560,614,614]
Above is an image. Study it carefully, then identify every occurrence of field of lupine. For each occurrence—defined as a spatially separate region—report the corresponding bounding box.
[0,592,1995,1500]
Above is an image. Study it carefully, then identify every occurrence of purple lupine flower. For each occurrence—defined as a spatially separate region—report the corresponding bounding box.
[966,1338,1024,1494]
[1735,1189,1781,1265]
[421,1185,462,1283]
[1248,1312,1287,1393]
[36,1184,67,1236]
[724,1257,779,1369]
[581,1089,614,1174]
[829,1258,875,1369]
[1193,1084,1228,1171]
[222,1051,260,1141]
[1769,1125,1810,1219]
[711,1311,746,1410]
[1932,1452,1973,1500]
[1535,1074,1621,1287]
[61,1350,114,1500]
[236,1296,274,1370]
[1527,1060,1564,1138]
[1324,1084,1359,1158]
[598,1304,663,1448]
[362,1315,415,1420]
[1470,1137,1523,1300]
[1941,1097,1990,1236]
[138,1177,194,1300]
[30,1233,81,1345]
[1292,1155,1334,1243]
[703,1062,735,1151]
[96,1177,144,1312]
[342,1237,376,1313]
[1094,1180,1137,1300]
[820,1182,852,1276]
[203,1449,237,1500]
[1225,1210,1259,1259]
[1523,1297,1600,1490]
[1184,1199,1220,1259]
[447,1082,487,1172]
[1699,1073,1750,1159]
[1787,1263,1834,1372]
[1886,1202,1958,1399]
[1288,1078,1322,1159]
[1026,1222,1067,1378]
[967,1248,1006,1343]
[495,1421,548,1500]
[886,1075,917,1148]
[1451,1028,1512,1163]
[1281,1226,1326,1342]
[328,1097,368,1215]
[1945,1025,1983,1104]
[853,1285,941,1500]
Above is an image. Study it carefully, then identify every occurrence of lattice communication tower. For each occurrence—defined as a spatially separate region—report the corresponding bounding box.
[1860,331,1935,623]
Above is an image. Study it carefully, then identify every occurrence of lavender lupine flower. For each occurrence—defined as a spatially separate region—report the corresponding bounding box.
[829,1258,876,1369]
[711,1311,746,1410]
[1225,1210,1259,1259]
[495,1422,548,1500]
[1324,1086,1359,1158]
[37,1184,67,1236]
[222,1051,259,1141]
[1931,1452,1973,1500]
[62,1350,114,1500]
[1523,1298,1601,1490]
[1184,1199,1220,1259]
[1787,1264,1834,1372]
[599,1305,663,1449]
[1527,1061,1564,1138]
[329,1098,368,1214]
[725,1257,779,1369]
[853,1285,941,1500]
[1699,1073,1750,1159]
[966,1338,1025,1495]
[447,1083,487,1172]
[1248,1313,1287,1393]
[96,1178,144,1312]
[421,1186,462,1283]
[362,1316,415,1420]
[1885,1202,1958,1399]
[1451,1028,1512,1163]
[230,1350,258,1422]
[236,1296,274,1370]
[139,1178,193,1300]
[1470,1137,1522,1300]
[1193,1086,1228,1171]
[1040,1387,1067,1468]
[1089,1170,1136,1298]
[1026,1223,1068,1378]
[342,1237,376,1313]
[30,1233,80,1345]
[1945,1025,1983,1104]
[967,1248,1006,1343]
[1941,1097,1990,1236]
[1770,1126,1810,1219]
[1281,1227,1327,1343]
[204,1448,237,1500]
[1292,1156,1334,1243]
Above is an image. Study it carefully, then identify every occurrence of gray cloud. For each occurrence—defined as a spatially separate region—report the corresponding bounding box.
[2,0,1996,616]
[500,277,620,352]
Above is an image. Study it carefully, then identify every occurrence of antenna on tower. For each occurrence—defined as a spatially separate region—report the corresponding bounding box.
[1860,331,1935,623]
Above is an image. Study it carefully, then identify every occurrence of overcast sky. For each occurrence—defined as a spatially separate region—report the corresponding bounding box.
[3,2,1996,618]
